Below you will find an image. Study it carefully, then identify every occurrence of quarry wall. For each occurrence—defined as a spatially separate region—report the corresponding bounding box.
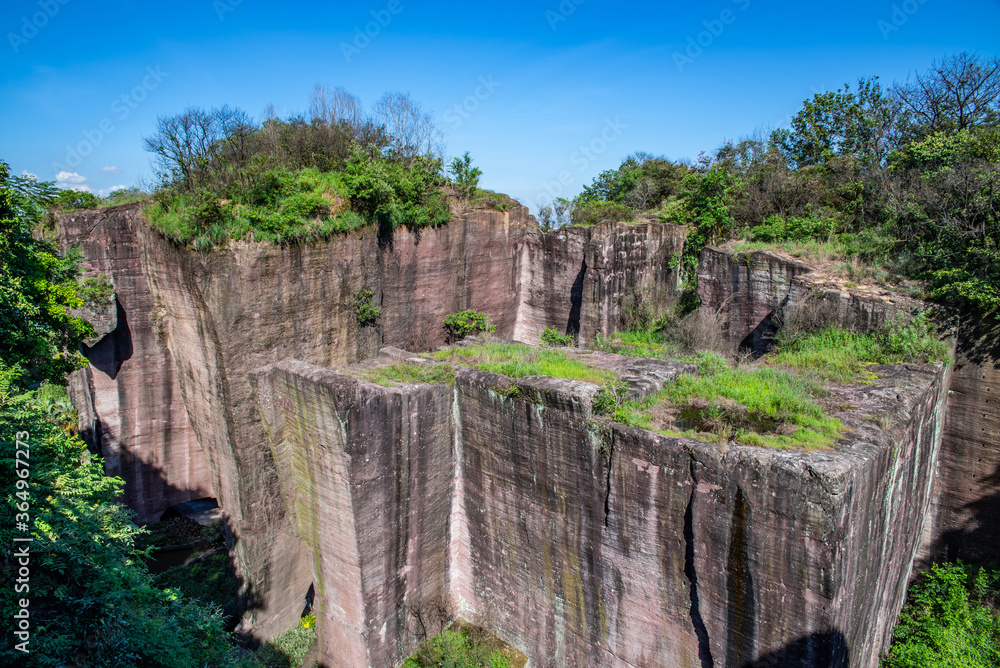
[57,203,1000,662]
[252,348,949,668]
[59,205,213,524]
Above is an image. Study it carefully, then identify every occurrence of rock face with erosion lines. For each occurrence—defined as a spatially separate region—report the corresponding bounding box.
[58,202,1000,665]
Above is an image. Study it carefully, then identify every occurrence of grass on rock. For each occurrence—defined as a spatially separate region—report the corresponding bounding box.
[363,362,456,387]
[433,341,615,385]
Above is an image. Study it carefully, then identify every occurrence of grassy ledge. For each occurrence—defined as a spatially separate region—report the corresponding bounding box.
[611,352,842,450]
[361,362,456,387]
[432,341,616,386]
[768,316,949,383]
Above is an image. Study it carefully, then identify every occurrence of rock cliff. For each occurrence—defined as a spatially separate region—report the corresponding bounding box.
[252,346,949,668]
[58,202,1000,663]
[59,205,213,524]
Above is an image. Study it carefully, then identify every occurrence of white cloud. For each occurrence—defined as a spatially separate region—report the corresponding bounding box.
[97,185,127,197]
[54,171,93,192]
[21,169,38,180]
[100,165,123,174]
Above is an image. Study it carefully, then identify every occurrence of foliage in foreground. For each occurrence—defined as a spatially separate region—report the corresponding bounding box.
[0,367,232,667]
[1,163,94,388]
[883,562,1000,668]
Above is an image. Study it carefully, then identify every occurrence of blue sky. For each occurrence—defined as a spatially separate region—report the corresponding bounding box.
[1,0,998,211]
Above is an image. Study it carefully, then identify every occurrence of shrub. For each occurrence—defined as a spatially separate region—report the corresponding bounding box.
[77,274,115,305]
[350,289,381,327]
[883,562,1000,668]
[448,151,482,200]
[571,200,635,227]
[402,622,524,668]
[540,327,574,347]
[443,310,496,342]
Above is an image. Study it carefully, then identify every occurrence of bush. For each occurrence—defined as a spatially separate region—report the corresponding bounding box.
[402,622,524,668]
[883,562,1000,668]
[540,327,574,347]
[443,310,496,342]
[350,289,381,327]
[571,200,635,227]
[448,151,482,200]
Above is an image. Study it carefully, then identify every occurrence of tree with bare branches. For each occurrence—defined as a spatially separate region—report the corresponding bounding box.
[894,52,1000,142]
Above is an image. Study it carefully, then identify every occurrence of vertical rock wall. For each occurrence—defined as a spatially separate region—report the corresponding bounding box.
[136,205,533,637]
[252,352,949,668]
[513,220,687,344]
[253,356,454,666]
[925,323,1000,565]
[58,205,213,524]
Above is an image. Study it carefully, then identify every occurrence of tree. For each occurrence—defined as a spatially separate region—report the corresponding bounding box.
[309,83,364,130]
[0,163,93,389]
[771,77,897,170]
[894,52,1000,142]
[448,151,482,199]
[373,92,442,162]
[0,367,232,666]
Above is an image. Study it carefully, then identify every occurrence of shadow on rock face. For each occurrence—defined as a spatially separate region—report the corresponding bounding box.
[744,630,849,668]
[82,297,133,380]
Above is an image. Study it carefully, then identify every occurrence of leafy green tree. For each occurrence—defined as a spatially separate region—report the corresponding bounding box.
[448,151,482,200]
[0,162,93,389]
[0,366,232,666]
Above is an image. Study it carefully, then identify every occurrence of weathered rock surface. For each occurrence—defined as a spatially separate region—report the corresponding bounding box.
[59,205,213,524]
[924,323,1000,565]
[120,202,687,636]
[253,349,949,668]
[697,246,923,354]
[514,220,687,344]
[60,201,1000,660]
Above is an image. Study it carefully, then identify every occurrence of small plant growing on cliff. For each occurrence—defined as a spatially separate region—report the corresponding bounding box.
[540,327,575,347]
[351,289,381,327]
[592,380,630,417]
[443,309,495,342]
